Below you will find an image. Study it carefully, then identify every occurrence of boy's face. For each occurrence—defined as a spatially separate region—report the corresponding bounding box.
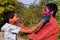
[43,6,49,15]
[9,13,18,24]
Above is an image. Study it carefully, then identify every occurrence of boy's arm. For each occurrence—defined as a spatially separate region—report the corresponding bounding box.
[17,22,26,28]
[17,16,50,33]
[20,19,45,33]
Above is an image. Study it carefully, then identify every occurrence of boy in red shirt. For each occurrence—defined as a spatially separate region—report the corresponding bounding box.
[27,3,59,40]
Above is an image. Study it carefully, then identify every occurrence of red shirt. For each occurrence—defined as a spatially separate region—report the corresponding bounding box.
[27,18,59,40]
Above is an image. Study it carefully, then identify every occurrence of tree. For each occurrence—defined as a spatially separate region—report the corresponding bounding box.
[56,0,60,25]
[0,0,17,25]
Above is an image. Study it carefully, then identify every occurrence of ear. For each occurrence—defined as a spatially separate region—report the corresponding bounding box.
[9,18,12,21]
[9,18,11,22]
[50,11,54,15]
[9,18,13,22]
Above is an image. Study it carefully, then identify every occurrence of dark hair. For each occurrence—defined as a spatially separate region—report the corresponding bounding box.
[46,3,58,17]
[3,10,16,23]
[0,10,16,30]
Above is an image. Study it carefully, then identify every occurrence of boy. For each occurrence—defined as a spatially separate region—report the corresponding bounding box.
[1,10,44,40]
[27,3,59,40]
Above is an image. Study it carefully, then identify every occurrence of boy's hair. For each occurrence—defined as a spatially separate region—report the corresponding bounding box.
[46,3,58,17]
[0,10,16,31]
[3,10,16,23]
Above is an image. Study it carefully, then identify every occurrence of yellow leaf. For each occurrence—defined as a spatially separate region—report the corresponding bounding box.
[0,7,5,14]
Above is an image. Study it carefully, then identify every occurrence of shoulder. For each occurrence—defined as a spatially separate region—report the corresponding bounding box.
[50,18,58,26]
[43,18,58,28]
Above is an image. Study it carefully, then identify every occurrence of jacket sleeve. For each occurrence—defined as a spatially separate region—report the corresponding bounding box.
[1,23,9,31]
[9,25,21,34]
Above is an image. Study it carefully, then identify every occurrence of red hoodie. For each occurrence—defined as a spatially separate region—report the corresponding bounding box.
[27,18,59,40]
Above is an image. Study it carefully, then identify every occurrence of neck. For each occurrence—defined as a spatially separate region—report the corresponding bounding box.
[9,22,14,25]
[49,15,54,21]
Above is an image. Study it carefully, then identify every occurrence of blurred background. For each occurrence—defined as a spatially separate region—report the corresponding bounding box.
[0,0,60,40]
